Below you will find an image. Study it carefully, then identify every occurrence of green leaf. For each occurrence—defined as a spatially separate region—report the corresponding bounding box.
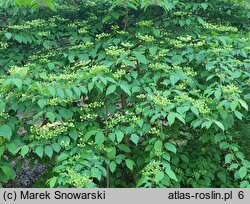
[125,159,135,170]
[116,131,124,143]
[0,101,6,112]
[68,54,75,62]
[13,78,22,89]
[165,143,177,153]
[0,124,12,140]
[155,171,164,183]
[149,47,157,55]
[48,62,55,70]
[220,142,229,149]
[202,121,213,129]
[1,166,16,180]
[69,129,78,140]
[175,113,185,124]
[167,112,176,126]
[57,88,65,99]
[214,120,225,131]
[48,86,56,96]
[44,146,53,158]
[130,134,139,145]
[229,163,238,171]
[5,32,12,39]
[230,101,238,111]
[57,153,69,162]
[49,177,57,188]
[214,88,221,100]
[91,167,102,181]
[52,143,61,153]
[117,144,131,153]
[170,75,180,85]
[0,146,4,157]
[120,81,131,96]
[166,169,178,182]
[80,86,88,94]
[37,99,46,109]
[238,99,248,110]
[46,112,55,122]
[20,146,29,157]
[109,161,117,173]
[134,51,147,64]
[154,140,162,150]
[106,85,116,96]
[7,143,19,154]
[191,107,199,116]
[225,153,233,164]
[107,147,116,159]
[201,3,208,9]
[35,146,43,158]
[84,130,97,140]
[234,111,243,120]
[239,166,247,180]
[95,131,105,145]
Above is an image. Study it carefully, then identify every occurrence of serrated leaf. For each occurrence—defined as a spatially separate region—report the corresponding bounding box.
[167,112,176,126]
[52,143,61,153]
[125,159,135,170]
[165,143,177,153]
[117,144,131,153]
[0,124,12,140]
[49,177,57,188]
[46,112,55,122]
[47,61,55,69]
[57,153,69,162]
[35,146,43,158]
[0,146,4,157]
[44,146,53,158]
[69,129,78,140]
[1,166,15,180]
[170,75,180,85]
[239,99,248,110]
[84,130,97,140]
[37,99,46,109]
[5,32,12,39]
[154,140,162,150]
[214,120,225,131]
[13,78,22,89]
[229,163,238,171]
[95,131,105,145]
[155,171,164,183]
[225,153,233,164]
[120,82,131,96]
[116,131,124,143]
[134,51,147,64]
[191,106,199,116]
[106,85,116,96]
[48,86,56,96]
[80,86,88,94]
[20,146,29,157]
[214,88,221,99]
[230,101,238,111]
[91,167,102,181]
[7,143,19,154]
[109,161,117,173]
[234,111,243,120]
[166,169,178,182]
[239,166,247,180]
[0,101,6,112]
[130,134,139,145]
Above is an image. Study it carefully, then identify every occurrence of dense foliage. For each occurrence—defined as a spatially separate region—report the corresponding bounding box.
[0,0,249,188]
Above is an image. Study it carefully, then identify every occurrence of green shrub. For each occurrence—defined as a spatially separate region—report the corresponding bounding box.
[0,0,249,187]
